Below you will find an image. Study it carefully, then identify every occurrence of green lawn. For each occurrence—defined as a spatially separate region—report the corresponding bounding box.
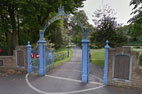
[90,47,142,67]
[132,48,142,53]
[90,49,105,67]
[54,49,73,67]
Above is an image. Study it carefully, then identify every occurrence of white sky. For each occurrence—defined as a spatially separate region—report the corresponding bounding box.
[79,0,133,26]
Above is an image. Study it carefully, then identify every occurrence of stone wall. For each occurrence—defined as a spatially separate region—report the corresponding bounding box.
[0,56,16,67]
[0,46,27,74]
[108,47,142,89]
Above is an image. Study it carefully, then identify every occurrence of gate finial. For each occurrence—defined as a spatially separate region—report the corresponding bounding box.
[28,41,30,45]
[105,40,110,49]
[58,6,65,15]
[106,40,109,44]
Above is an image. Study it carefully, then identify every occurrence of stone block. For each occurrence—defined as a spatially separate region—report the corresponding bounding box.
[7,69,16,75]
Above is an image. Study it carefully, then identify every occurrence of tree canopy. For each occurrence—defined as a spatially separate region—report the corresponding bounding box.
[0,0,86,55]
[128,0,142,44]
[91,5,128,48]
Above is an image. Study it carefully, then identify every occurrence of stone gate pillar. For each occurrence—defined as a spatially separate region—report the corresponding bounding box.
[82,29,89,83]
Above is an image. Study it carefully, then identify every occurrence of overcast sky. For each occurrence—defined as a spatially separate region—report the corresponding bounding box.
[80,0,133,26]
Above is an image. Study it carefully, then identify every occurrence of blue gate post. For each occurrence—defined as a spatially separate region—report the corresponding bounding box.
[87,46,90,81]
[104,40,110,85]
[26,41,32,73]
[43,44,46,74]
[82,28,89,83]
[38,31,46,76]
[53,50,55,68]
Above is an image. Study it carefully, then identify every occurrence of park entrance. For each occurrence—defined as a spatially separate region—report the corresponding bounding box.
[26,7,90,83]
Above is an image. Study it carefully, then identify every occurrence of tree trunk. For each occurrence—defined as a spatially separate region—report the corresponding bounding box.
[8,7,18,49]
[17,13,20,45]
[5,32,12,55]
[12,15,18,49]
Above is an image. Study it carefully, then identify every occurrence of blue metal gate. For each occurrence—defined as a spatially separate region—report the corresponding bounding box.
[31,46,39,74]
[27,7,90,83]
[45,47,55,73]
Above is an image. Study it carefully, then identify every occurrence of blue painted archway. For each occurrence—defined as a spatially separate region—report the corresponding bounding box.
[27,7,90,83]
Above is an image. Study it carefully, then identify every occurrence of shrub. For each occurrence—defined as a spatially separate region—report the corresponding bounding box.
[139,53,142,66]
[90,30,128,48]
[134,46,141,49]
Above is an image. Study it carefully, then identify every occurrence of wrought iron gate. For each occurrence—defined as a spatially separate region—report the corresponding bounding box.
[27,6,90,83]
[31,46,39,73]
[45,47,55,73]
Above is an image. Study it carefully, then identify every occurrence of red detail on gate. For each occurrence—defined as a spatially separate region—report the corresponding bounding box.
[35,53,40,58]
[31,53,34,58]
[89,53,91,60]
[0,48,2,53]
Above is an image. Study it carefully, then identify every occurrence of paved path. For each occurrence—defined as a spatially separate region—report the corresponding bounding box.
[0,47,142,94]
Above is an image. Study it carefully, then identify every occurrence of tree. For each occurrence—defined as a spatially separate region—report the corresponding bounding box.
[71,10,91,46]
[0,0,86,55]
[128,0,142,43]
[0,0,20,54]
[91,5,128,48]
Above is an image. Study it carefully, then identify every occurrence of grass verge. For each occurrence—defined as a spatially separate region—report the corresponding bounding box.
[91,49,105,67]
[132,48,142,52]
[54,49,73,67]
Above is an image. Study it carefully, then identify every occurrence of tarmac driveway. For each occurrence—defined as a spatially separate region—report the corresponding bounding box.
[0,47,142,94]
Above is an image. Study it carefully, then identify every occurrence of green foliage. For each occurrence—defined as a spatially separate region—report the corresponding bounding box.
[91,5,128,48]
[139,53,142,66]
[71,10,91,46]
[132,48,142,66]
[54,49,73,67]
[125,0,142,65]
[46,20,64,49]
[91,49,105,67]
[73,10,89,26]
[128,0,142,44]
[90,19,128,48]
[55,50,68,62]
[0,0,86,55]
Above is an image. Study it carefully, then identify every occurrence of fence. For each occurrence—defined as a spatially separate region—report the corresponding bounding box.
[45,47,55,72]
[27,42,70,75]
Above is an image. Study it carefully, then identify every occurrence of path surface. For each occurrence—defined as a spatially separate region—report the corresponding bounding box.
[0,47,142,94]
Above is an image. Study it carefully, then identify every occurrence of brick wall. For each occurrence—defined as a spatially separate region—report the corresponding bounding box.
[108,47,142,89]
